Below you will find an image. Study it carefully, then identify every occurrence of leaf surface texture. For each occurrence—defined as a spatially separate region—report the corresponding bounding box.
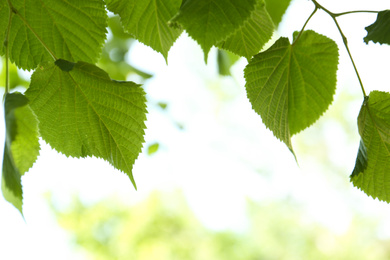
[170,0,257,61]
[106,0,183,60]
[244,30,338,152]
[351,91,390,202]
[0,0,107,70]
[25,60,147,187]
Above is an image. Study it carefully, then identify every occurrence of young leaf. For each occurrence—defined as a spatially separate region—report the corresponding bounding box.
[0,0,107,70]
[364,10,390,45]
[217,0,275,60]
[2,92,40,215]
[106,0,183,61]
[25,60,147,188]
[264,0,292,27]
[170,0,257,61]
[351,91,390,202]
[244,30,338,153]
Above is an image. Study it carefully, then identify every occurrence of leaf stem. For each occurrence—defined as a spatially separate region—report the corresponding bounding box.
[311,0,367,97]
[4,2,14,95]
[292,6,318,46]
[6,0,57,61]
[334,10,380,17]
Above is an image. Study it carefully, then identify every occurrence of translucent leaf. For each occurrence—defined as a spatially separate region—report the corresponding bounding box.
[244,30,338,152]
[351,91,390,202]
[170,0,257,61]
[217,50,240,76]
[264,0,292,27]
[364,10,390,45]
[2,92,40,215]
[106,0,183,61]
[0,0,107,70]
[217,0,274,60]
[25,60,147,188]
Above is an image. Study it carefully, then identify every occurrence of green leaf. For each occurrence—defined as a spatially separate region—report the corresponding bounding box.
[106,0,183,61]
[147,142,160,155]
[217,50,240,76]
[2,92,40,215]
[364,10,390,45]
[170,0,257,61]
[244,30,338,152]
[25,60,147,188]
[1,0,107,70]
[264,0,292,27]
[351,91,390,202]
[217,0,274,60]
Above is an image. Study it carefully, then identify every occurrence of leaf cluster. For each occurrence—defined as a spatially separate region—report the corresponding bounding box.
[1,0,390,214]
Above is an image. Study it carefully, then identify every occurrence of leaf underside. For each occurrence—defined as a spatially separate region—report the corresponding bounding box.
[217,0,275,60]
[244,30,339,153]
[351,91,390,202]
[0,0,107,70]
[106,0,183,61]
[25,60,147,188]
[170,0,257,61]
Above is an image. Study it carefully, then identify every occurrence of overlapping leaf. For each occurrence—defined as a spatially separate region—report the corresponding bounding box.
[0,0,107,70]
[351,91,390,202]
[106,0,183,61]
[264,0,292,27]
[170,0,257,61]
[25,60,147,188]
[217,0,274,60]
[244,30,338,152]
[364,10,390,45]
[2,92,40,215]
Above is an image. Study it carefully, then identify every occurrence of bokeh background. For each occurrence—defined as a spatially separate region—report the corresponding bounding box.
[1,0,390,259]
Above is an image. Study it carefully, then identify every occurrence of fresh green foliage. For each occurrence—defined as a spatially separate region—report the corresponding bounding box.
[264,0,292,26]
[106,0,183,60]
[169,0,257,61]
[25,60,147,188]
[2,92,39,215]
[351,91,390,201]
[217,0,274,60]
[1,0,390,212]
[244,30,338,153]
[364,10,390,45]
[0,0,107,70]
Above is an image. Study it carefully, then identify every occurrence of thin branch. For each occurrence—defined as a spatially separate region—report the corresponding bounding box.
[334,10,380,17]
[311,0,367,97]
[292,6,318,46]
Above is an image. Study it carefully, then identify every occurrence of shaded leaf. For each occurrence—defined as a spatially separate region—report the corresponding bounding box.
[170,0,257,61]
[2,92,40,215]
[217,50,240,76]
[25,60,147,188]
[0,0,107,70]
[364,10,390,45]
[106,0,183,61]
[351,91,390,202]
[218,0,275,59]
[244,30,338,152]
[264,0,292,27]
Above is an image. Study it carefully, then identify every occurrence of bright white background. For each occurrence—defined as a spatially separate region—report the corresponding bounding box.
[0,0,390,258]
